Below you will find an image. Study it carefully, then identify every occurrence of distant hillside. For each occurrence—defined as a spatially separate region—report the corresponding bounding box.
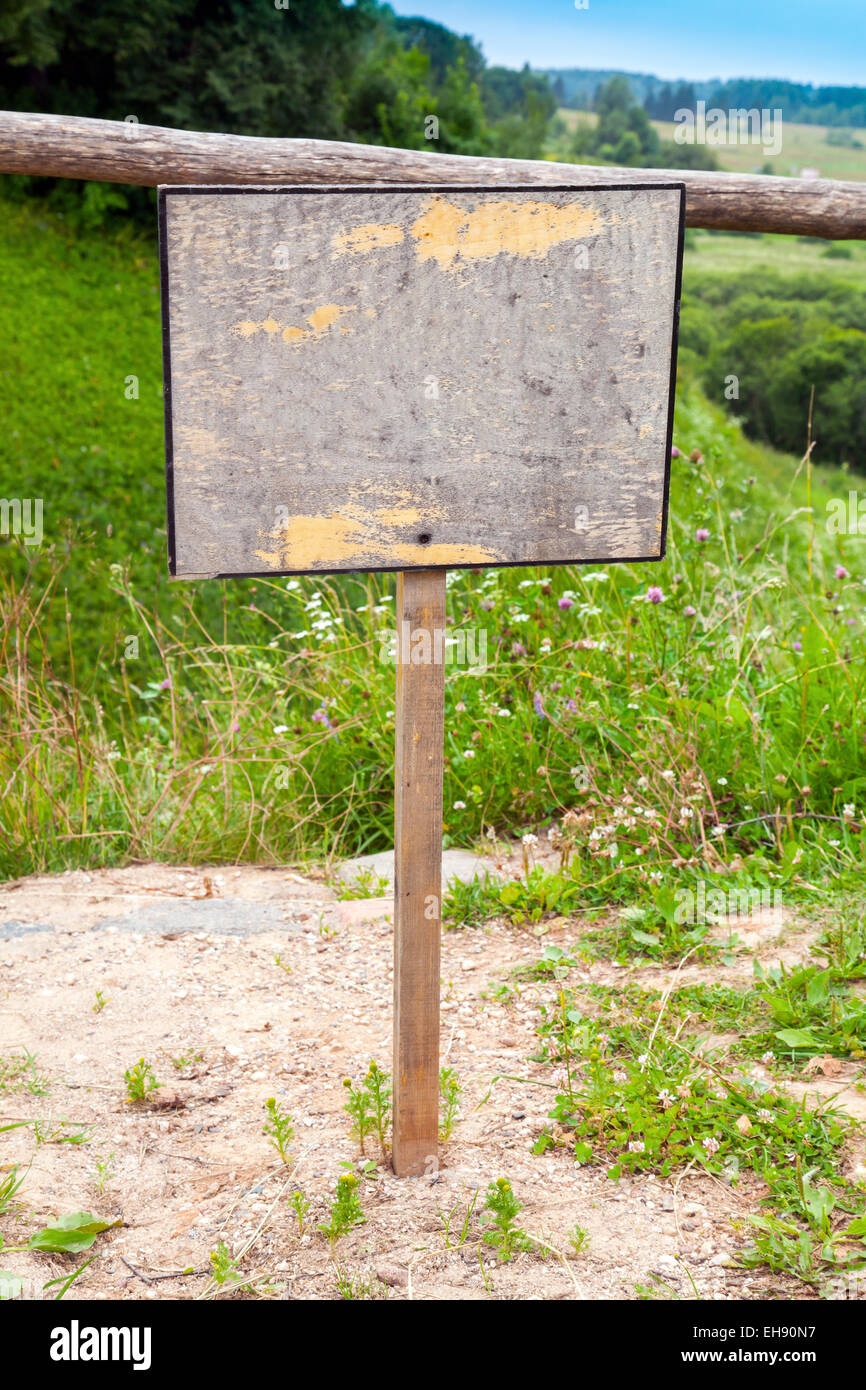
[539,68,866,127]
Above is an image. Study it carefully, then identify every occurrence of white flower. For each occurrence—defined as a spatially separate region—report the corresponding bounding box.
[463,749,475,759]
[661,769,676,783]
[711,824,727,837]
[702,1136,720,1156]
[843,804,856,820]
[679,806,694,822]
[627,1140,645,1154]
[547,826,562,843]
[273,725,289,735]
[522,833,538,846]
[657,1089,675,1109]
[613,1070,628,1084]
[636,776,649,790]
[757,1109,774,1122]
[497,708,512,718]
[717,777,728,786]
[761,1051,774,1065]
[452,800,467,810]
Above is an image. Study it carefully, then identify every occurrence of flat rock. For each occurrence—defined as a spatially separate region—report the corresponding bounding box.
[334,848,502,895]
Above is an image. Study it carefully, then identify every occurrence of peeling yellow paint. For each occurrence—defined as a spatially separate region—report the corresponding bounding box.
[409,196,601,269]
[253,496,501,570]
[330,196,601,273]
[332,222,405,256]
[231,305,356,345]
[307,303,352,334]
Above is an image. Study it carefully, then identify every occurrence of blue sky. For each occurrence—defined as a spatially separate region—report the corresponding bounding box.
[387,0,866,86]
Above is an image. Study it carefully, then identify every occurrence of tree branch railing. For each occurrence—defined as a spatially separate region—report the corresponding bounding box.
[1,110,865,240]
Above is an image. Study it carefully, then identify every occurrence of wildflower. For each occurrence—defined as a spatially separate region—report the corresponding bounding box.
[533,691,547,719]
[596,1032,610,1050]
[679,806,694,823]
[452,801,467,810]
[676,1083,691,1099]
[497,708,512,718]
[564,698,578,713]
[647,586,664,604]
[627,1140,645,1154]
[511,640,527,658]
[661,769,676,783]
[637,1053,649,1067]
[455,701,466,712]
[757,1109,774,1122]
[613,1071,628,1084]
[695,528,710,542]
[311,703,338,739]
[835,565,849,580]
[792,640,802,652]
[547,826,562,844]
[521,833,538,847]
[158,678,171,690]
[671,446,681,458]
[702,1136,720,1157]
[711,824,727,837]
[273,724,288,735]
[558,596,574,610]
[843,803,856,820]
[657,1089,675,1109]
[463,749,475,759]
[683,605,697,618]
[636,776,649,790]
[717,777,728,786]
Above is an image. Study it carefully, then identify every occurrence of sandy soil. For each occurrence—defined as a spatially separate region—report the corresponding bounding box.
[0,862,861,1301]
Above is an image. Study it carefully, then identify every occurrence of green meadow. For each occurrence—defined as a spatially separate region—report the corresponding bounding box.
[1,191,864,913]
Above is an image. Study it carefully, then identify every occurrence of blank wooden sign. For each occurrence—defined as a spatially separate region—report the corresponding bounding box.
[159,184,684,579]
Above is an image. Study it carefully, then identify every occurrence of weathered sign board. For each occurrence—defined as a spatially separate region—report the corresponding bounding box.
[159,185,684,579]
[159,183,684,1176]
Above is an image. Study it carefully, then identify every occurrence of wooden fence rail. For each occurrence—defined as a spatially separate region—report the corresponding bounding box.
[1,110,865,239]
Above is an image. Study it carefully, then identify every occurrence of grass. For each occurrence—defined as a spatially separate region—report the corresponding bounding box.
[518,961,866,1286]
[2,188,865,883]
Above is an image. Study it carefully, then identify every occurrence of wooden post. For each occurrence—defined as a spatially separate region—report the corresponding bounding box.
[392,568,446,1177]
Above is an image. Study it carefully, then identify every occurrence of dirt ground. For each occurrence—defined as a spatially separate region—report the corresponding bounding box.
[1,861,862,1301]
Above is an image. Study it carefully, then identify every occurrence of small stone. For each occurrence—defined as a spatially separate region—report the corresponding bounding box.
[375,1263,408,1289]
